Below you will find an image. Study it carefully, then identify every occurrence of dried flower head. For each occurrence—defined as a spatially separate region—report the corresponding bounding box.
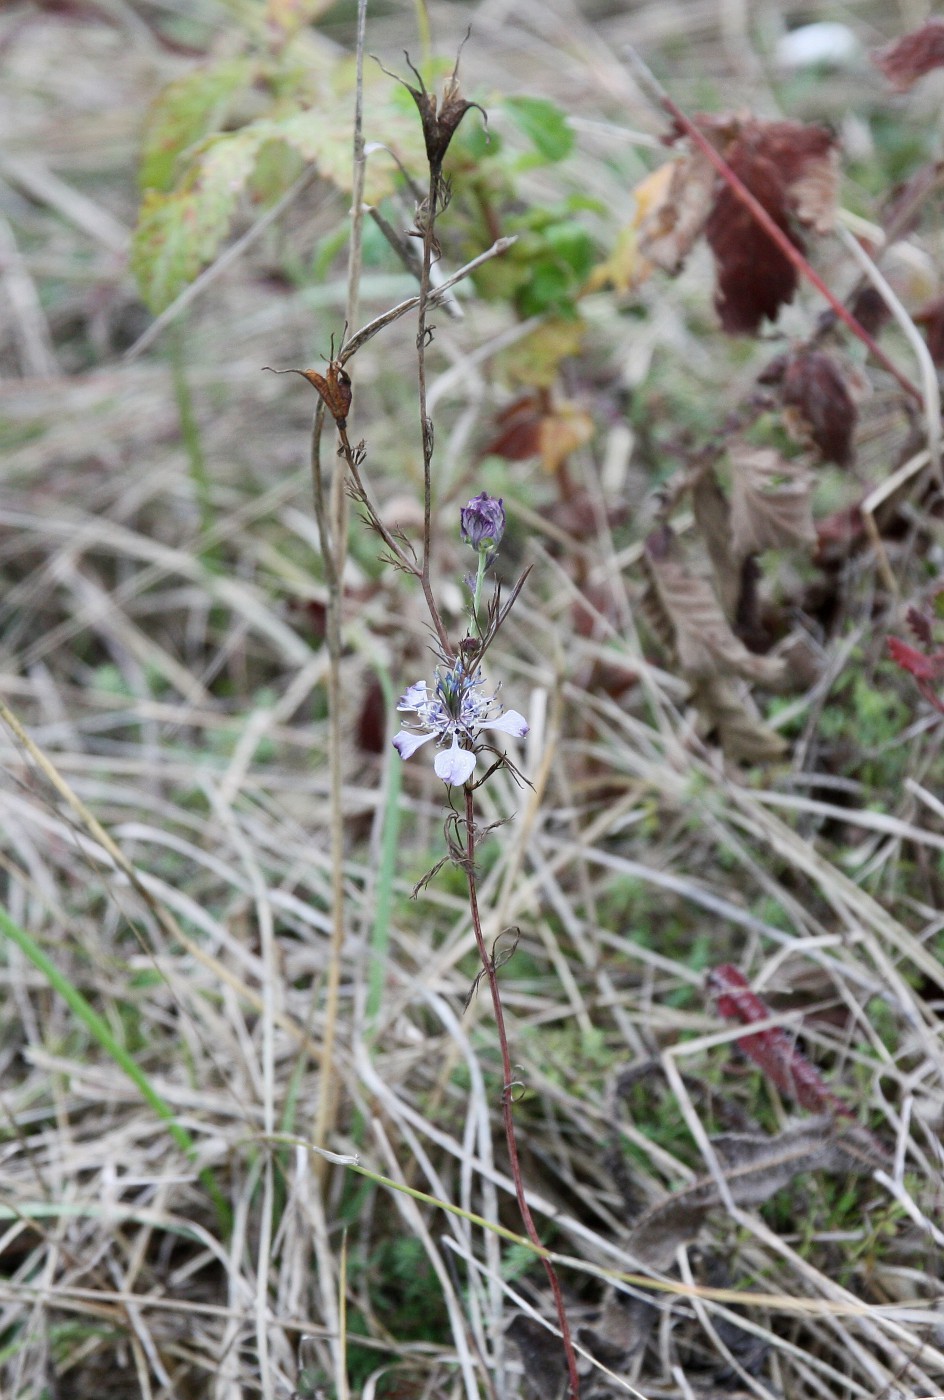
[392,661,528,786]
[384,38,486,175]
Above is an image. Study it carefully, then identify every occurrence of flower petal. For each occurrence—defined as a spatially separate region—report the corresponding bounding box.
[397,681,428,711]
[434,735,477,786]
[392,729,435,760]
[482,709,529,739]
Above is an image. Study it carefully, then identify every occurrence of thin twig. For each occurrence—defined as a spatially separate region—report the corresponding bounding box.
[338,236,516,362]
[311,0,370,1200]
[464,787,581,1399]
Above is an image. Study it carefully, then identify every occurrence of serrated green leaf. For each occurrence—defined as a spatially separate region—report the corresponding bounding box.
[131,129,264,312]
[139,58,257,193]
[504,96,574,163]
[272,104,422,202]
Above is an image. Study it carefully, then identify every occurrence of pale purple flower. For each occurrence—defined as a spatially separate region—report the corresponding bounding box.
[391,660,528,786]
[460,492,505,562]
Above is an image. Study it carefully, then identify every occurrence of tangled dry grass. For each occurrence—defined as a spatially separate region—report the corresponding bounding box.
[1,1,944,1397]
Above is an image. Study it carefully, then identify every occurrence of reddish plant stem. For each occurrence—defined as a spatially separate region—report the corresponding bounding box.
[463,786,580,1400]
[632,56,924,409]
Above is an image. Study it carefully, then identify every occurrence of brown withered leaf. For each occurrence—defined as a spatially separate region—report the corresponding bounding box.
[850,285,892,337]
[729,444,816,557]
[704,119,838,333]
[637,149,718,273]
[693,677,788,763]
[644,527,786,687]
[484,392,593,474]
[706,142,799,334]
[627,1118,881,1269]
[762,121,839,234]
[873,19,944,91]
[782,349,857,466]
[692,468,738,620]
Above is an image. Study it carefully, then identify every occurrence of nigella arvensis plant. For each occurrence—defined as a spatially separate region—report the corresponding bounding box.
[273,38,580,1382]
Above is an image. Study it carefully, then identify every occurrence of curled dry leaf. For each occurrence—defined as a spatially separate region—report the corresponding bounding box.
[644,527,786,687]
[621,114,837,334]
[692,677,788,763]
[692,469,739,619]
[485,392,593,475]
[637,149,718,273]
[782,348,858,466]
[665,116,838,333]
[627,1118,882,1269]
[873,19,944,92]
[728,444,816,557]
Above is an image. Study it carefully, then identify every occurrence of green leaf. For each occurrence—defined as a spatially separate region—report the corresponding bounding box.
[131,128,264,312]
[504,96,574,163]
[544,219,595,277]
[139,58,257,193]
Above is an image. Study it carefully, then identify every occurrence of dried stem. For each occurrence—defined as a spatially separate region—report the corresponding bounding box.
[464,786,581,1399]
[311,0,370,1191]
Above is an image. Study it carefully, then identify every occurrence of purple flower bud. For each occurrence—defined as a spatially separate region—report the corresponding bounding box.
[460,492,505,559]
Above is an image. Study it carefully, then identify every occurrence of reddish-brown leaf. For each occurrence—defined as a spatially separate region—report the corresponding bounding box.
[707,964,855,1119]
[849,285,891,337]
[706,143,800,334]
[873,19,944,91]
[703,119,837,334]
[906,605,934,648]
[485,395,544,461]
[484,393,592,474]
[782,349,857,466]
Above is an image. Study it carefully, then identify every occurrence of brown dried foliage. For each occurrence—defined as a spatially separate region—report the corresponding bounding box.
[781,349,858,466]
[873,19,944,92]
[639,116,838,335]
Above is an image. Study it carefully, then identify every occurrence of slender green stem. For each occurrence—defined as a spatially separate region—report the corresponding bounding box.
[472,551,487,627]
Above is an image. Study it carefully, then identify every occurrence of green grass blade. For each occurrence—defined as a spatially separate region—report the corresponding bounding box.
[0,904,231,1232]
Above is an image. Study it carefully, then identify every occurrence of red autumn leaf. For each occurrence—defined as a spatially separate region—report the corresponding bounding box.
[638,115,837,334]
[873,19,944,91]
[706,964,856,1121]
[887,636,941,682]
[781,349,857,466]
[914,296,944,366]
